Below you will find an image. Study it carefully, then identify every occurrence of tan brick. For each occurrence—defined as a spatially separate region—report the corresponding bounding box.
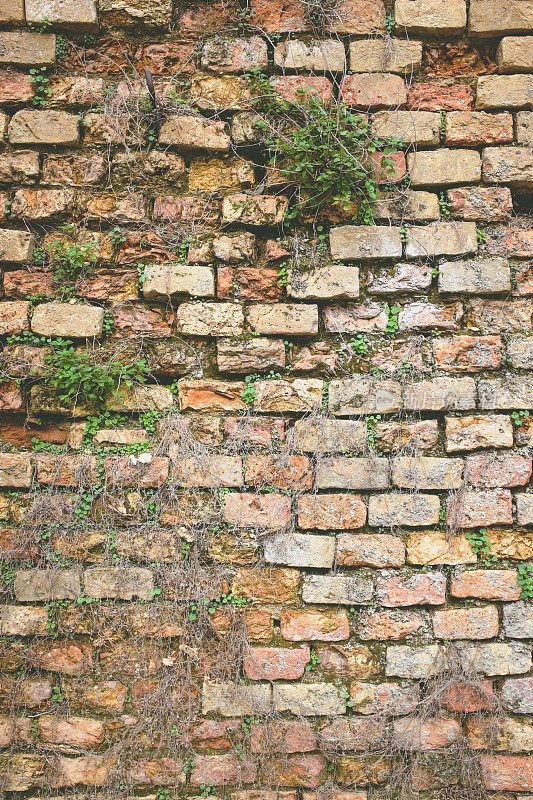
[176,302,244,337]
[403,376,476,411]
[292,418,367,453]
[439,257,510,293]
[368,494,440,527]
[31,302,103,338]
[84,567,154,600]
[248,304,318,335]
[142,263,214,300]
[446,414,513,451]
[253,379,324,413]
[405,222,477,257]
[298,494,367,530]
[274,39,346,71]
[329,377,402,415]
[281,608,350,642]
[159,115,230,151]
[25,0,97,30]
[434,606,499,639]
[350,39,422,74]
[99,0,172,27]
[0,300,29,334]
[336,533,406,568]
[373,110,440,146]
[339,72,407,109]
[395,0,467,33]
[392,456,463,490]
[201,36,268,73]
[330,225,402,260]
[288,265,359,300]
[407,531,476,565]
[264,532,335,568]
[497,37,533,72]
[0,32,55,66]
[316,457,389,490]
[408,149,481,186]
[517,111,533,145]
[469,0,533,35]
[476,75,533,109]
[0,0,24,22]
[482,147,533,188]
[9,110,79,146]
[273,683,345,716]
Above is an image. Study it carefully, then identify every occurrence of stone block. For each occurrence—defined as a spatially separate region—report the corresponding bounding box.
[373,110,440,146]
[31,302,103,338]
[376,571,446,606]
[476,75,533,109]
[447,186,513,221]
[244,647,310,681]
[324,301,388,333]
[501,677,533,713]
[201,36,268,73]
[395,0,467,33]
[330,225,402,260]
[392,456,463,490]
[316,457,389,490]
[0,32,55,66]
[14,569,80,601]
[142,263,214,299]
[482,147,533,188]
[459,641,532,676]
[398,301,463,332]
[349,39,422,74]
[264,533,335,569]
[217,338,285,373]
[202,681,271,716]
[291,418,367,453]
[99,0,172,28]
[329,377,402,415]
[449,488,513,528]
[339,73,407,107]
[302,574,373,605]
[517,111,533,144]
[0,606,47,636]
[407,531,476,565]
[253,379,323,413]
[159,115,230,151]
[274,39,346,72]
[408,149,481,186]
[433,335,502,371]
[273,684,346,716]
[403,376,476,411]
[405,222,477,257]
[8,110,79,145]
[288,265,359,300]
[223,493,290,529]
[451,569,521,600]
[433,606,499,640]
[298,494,367,530]
[107,384,173,412]
[83,567,154,600]
[506,336,533,368]
[469,0,533,35]
[478,375,533,409]
[176,302,244,337]
[386,644,445,678]
[0,301,29,335]
[438,257,510,293]
[248,304,318,335]
[503,601,533,638]
[0,453,32,488]
[25,0,98,30]
[368,493,440,527]
[336,533,406,568]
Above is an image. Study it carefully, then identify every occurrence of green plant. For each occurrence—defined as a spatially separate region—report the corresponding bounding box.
[465,528,494,564]
[439,192,452,219]
[51,685,63,705]
[384,10,395,34]
[366,415,381,450]
[0,560,15,586]
[241,374,259,404]
[305,649,322,672]
[182,754,195,775]
[156,789,172,800]
[30,67,52,108]
[517,563,533,598]
[46,238,98,295]
[277,263,289,287]
[42,347,147,411]
[399,226,409,244]
[386,305,401,336]
[261,94,403,223]
[511,410,530,427]
[200,782,215,797]
[440,110,446,138]
[55,35,68,64]
[476,226,487,245]
[350,334,369,356]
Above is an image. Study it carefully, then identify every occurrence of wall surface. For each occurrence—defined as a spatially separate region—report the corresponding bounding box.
[0,0,532,796]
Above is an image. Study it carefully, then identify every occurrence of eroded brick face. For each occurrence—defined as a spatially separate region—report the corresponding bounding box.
[0,2,531,797]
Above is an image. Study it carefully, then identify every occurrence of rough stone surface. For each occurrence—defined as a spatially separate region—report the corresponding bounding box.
[31,303,104,338]
[395,0,467,34]
[8,110,79,145]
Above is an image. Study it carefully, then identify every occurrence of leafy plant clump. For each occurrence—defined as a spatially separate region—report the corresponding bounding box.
[42,346,147,410]
[47,237,98,286]
[260,93,404,223]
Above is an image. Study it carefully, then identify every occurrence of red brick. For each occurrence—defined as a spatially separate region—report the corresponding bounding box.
[480,756,533,792]
[336,533,405,568]
[128,756,185,785]
[3,269,55,299]
[10,189,75,221]
[451,569,520,600]
[181,719,242,751]
[76,269,138,302]
[224,417,285,447]
[36,455,98,487]
[447,187,513,222]
[280,608,350,642]
[0,301,29,335]
[37,716,105,749]
[251,720,317,753]
[376,571,446,606]
[111,302,172,337]
[178,380,245,412]
[270,76,334,104]
[298,494,366,530]
[103,456,170,488]
[393,718,461,751]
[223,493,291,529]
[319,717,385,750]
[245,607,274,642]
[153,195,220,225]
[244,646,310,680]
[0,381,24,412]
[425,42,497,78]
[0,72,33,104]
[81,681,126,712]
[465,453,532,487]
[264,755,326,788]
[349,682,420,716]
[178,1,241,36]
[218,265,282,301]
[191,754,257,786]
[51,755,113,788]
[445,111,513,145]
[407,83,474,111]
[433,605,499,640]
[433,336,502,372]
[135,42,196,75]
[339,74,407,109]
[245,455,312,491]
[356,609,425,640]
[249,0,307,32]
[232,568,300,603]
[441,679,495,712]
[448,489,513,528]
[28,641,92,676]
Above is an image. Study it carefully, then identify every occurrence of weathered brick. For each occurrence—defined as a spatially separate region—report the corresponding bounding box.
[274,39,345,71]
[356,608,425,640]
[83,567,154,600]
[395,0,467,33]
[501,677,533,713]
[107,384,173,412]
[337,533,406,568]
[330,226,402,260]
[324,302,389,333]
[248,304,318,335]
[386,644,445,678]
[281,608,350,642]
[392,456,463,489]
[0,32,55,66]
[434,605,499,640]
[0,230,35,263]
[14,569,80,602]
[292,419,367,453]
[26,0,97,30]
[273,683,346,715]
[0,300,30,336]
[264,533,335,569]
[516,493,533,524]
[217,338,285,373]
[232,568,300,604]
[0,453,33,488]
[251,720,316,754]
[376,420,438,452]
[302,574,373,605]
[465,453,532,487]
[31,303,103,338]
[0,0,24,22]
[517,111,533,144]
[476,75,533,109]
[374,191,440,222]
[222,194,288,225]
[405,222,477,257]
[482,147,533,188]
[469,0,533,35]
[373,110,440,146]
[10,188,75,221]
[446,414,513,451]
[223,493,290,529]
[376,571,446,607]
[316,457,389,490]
[439,257,510,293]
[298,494,366,530]
[460,642,532,676]
[99,0,172,28]
[269,74,333,103]
[173,455,242,488]
[288,265,359,300]
[451,569,521,600]
[408,149,481,186]
[328,0,386,33]
[449,488,513,528]
[142,263,214,300]
[176,302,244,337]
[479,375,533,409]
[408,82,474,111]
[0,150,39,185]
[503,601,533,639]
[178,379,245,412]
[159,115,230,151]
[349,681,420,716]
[368,494,440,527]
[0,606,48,636]
[202,681,271,716]
[445,111,513,145]
[329,377,402,415]
[433,335,502,371]
[403,376,476,411]
[8,110,78,146]
[254,379,324,413]
[407,531,476,565]
[201,36,268,73]
[350,39,422,74]
[468,298,533,331]
[244,647,310,681]
[447,186,513,222]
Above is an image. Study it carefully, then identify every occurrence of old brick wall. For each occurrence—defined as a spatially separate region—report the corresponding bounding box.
[0,0,532,795]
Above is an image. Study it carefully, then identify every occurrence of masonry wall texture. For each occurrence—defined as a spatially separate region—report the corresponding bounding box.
[0,0,531,796]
